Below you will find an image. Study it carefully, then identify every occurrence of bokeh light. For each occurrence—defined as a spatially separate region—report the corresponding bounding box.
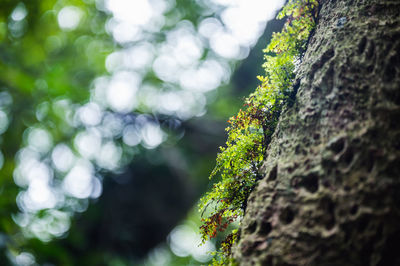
[0,0,286,264]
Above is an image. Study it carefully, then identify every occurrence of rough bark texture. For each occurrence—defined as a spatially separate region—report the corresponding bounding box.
[233,0,400,265]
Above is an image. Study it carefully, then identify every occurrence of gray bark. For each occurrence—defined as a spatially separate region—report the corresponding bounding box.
[232,0,400,265]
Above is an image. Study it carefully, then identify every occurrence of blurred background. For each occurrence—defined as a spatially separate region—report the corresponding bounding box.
[0,0,285,265]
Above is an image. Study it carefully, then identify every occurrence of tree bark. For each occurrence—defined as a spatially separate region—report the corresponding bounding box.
[232,0,400,265]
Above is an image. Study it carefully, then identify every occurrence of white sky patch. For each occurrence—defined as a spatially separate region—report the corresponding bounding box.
[104,0,170,43]
[62,160,94,199]
[57,6,83,31]
[105,0,152,26]
[106,71,140,113]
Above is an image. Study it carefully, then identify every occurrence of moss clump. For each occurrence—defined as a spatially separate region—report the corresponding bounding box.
[199,0,320,264]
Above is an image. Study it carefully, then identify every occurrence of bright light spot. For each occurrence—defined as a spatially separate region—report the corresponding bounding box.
[0,110,9,134]
[180,60,227,92]
[62,160,94,199]
[77,102,102,126]
[36,101,50,121]
[57,6,83,31]
[106,71,140,113]
[105,0,152,26]
[125,42,154,70]
[13,148,40,187]
[159,92,183,114]
[27,128,53,154]
[0,91,13,107]
[152,55,180,82]
[96,141,121,170]
[22,210,71,241]
[141,122,164,149]
[122,124,142,146]
[11,3,28,21]
[198,17,223,39]
[52,144,75,172]
[210,0,233,5]
[24,179,56,211]
[91,76,109,107]
[168,224,215,262]
[147,246,172,266]
[46,210,70,237]
[105,51,124,73]
[13,158,52,191]
[167,26,203,66]
[74,129,101,159]
[210,32,240,59]
[15,252,35,266]
[169,225,194,257]
[108,20,141,43]
[99,112,124,138]
[90,177,102,198]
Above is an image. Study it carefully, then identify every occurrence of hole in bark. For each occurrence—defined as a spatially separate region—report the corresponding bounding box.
[367,41,375,58]
[340,147,354,166]
[328,137,346,154]
[280,207,295,225]
[366,64,374,73]
[384,159,400,178]
[384,64,395,81]
[245,221,257,234]
[301,173,319,193]
[358,36,367,54]
[259,221,272,236]
[263,256,273,265]
[268,165,278,181]
[385,89,400,106]
[320,197,335,230]
[358,215,370,233]
[377,230,400,266]
[288,80,300,107]
[350,205,359,215]
[365,152,375,173]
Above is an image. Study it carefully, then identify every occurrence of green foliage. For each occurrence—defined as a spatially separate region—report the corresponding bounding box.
[199,0,319,263]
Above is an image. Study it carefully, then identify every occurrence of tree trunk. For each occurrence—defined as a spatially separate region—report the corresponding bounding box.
[232,0,400,265]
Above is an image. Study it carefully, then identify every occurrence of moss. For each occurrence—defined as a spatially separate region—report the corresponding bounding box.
[198,0,320,263]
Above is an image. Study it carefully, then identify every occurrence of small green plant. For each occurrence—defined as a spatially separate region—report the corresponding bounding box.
[199,0,319,264]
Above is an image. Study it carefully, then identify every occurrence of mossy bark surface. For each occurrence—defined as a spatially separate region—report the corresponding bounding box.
[233,0,400,265]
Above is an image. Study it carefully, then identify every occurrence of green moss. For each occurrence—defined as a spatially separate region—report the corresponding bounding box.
[199,0,319,263]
